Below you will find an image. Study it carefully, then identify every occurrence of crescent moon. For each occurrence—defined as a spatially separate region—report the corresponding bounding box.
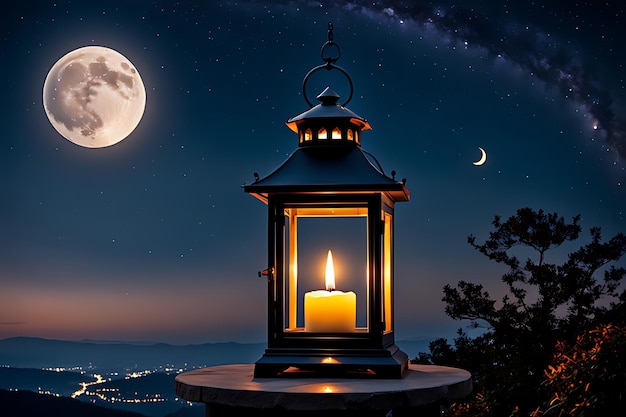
[473,147,487,166]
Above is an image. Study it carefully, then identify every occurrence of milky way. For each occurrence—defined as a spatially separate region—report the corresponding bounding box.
[323,0,626,167]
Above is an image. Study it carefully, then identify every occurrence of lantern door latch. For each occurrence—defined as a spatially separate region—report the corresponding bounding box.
[258,267,274,281]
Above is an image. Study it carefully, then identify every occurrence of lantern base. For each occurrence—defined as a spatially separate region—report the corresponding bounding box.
[253,344,409,378]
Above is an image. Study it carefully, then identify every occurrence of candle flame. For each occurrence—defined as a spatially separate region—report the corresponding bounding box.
[325,250,335,291]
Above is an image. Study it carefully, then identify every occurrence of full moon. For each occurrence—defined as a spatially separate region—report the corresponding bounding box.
[43,46,146,148]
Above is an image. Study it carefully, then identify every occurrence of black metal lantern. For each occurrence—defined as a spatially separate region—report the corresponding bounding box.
[244,24,410,378]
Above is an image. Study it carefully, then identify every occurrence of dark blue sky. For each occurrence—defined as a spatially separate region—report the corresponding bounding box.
[1,1,624,344]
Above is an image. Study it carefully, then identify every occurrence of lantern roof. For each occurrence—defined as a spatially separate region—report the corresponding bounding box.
[285,87,371,133]
[243,145,409,202]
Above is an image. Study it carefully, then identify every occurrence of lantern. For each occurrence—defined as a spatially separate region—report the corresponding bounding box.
[244,24,410,378]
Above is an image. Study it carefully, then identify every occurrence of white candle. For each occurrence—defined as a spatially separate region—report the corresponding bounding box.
[304,250,356,332]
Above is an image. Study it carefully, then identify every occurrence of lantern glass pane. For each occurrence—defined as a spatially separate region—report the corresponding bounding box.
[382,211,393,332]
[283,206,368,333]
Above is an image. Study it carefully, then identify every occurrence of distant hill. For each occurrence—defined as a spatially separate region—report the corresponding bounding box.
[0,337,263,417]
[0,368,204,417]
[0,337,266,372]
[0,367,95,396]
[0,388,146,417]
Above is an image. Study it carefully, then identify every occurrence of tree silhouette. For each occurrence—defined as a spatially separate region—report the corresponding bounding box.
[417,207,626,416]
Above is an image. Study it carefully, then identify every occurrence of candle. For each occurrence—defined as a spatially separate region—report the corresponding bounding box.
[304,250,356,332]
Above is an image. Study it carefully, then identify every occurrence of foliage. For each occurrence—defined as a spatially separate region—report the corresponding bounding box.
[531,323,626,416]
[417,207,626,416]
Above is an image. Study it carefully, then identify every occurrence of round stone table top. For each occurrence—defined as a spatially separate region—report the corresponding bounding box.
[175,363,472,412]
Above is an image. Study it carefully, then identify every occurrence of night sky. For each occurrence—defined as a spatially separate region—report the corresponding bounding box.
[1,1,624,345]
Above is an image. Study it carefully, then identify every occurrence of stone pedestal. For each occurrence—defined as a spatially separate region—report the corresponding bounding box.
[175,363,472,416]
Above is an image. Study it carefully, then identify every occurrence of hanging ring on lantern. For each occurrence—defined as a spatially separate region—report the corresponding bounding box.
[321,41,341,64]
[322,22,341,64]
[302,22,354,107]
[302,63,354,108]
